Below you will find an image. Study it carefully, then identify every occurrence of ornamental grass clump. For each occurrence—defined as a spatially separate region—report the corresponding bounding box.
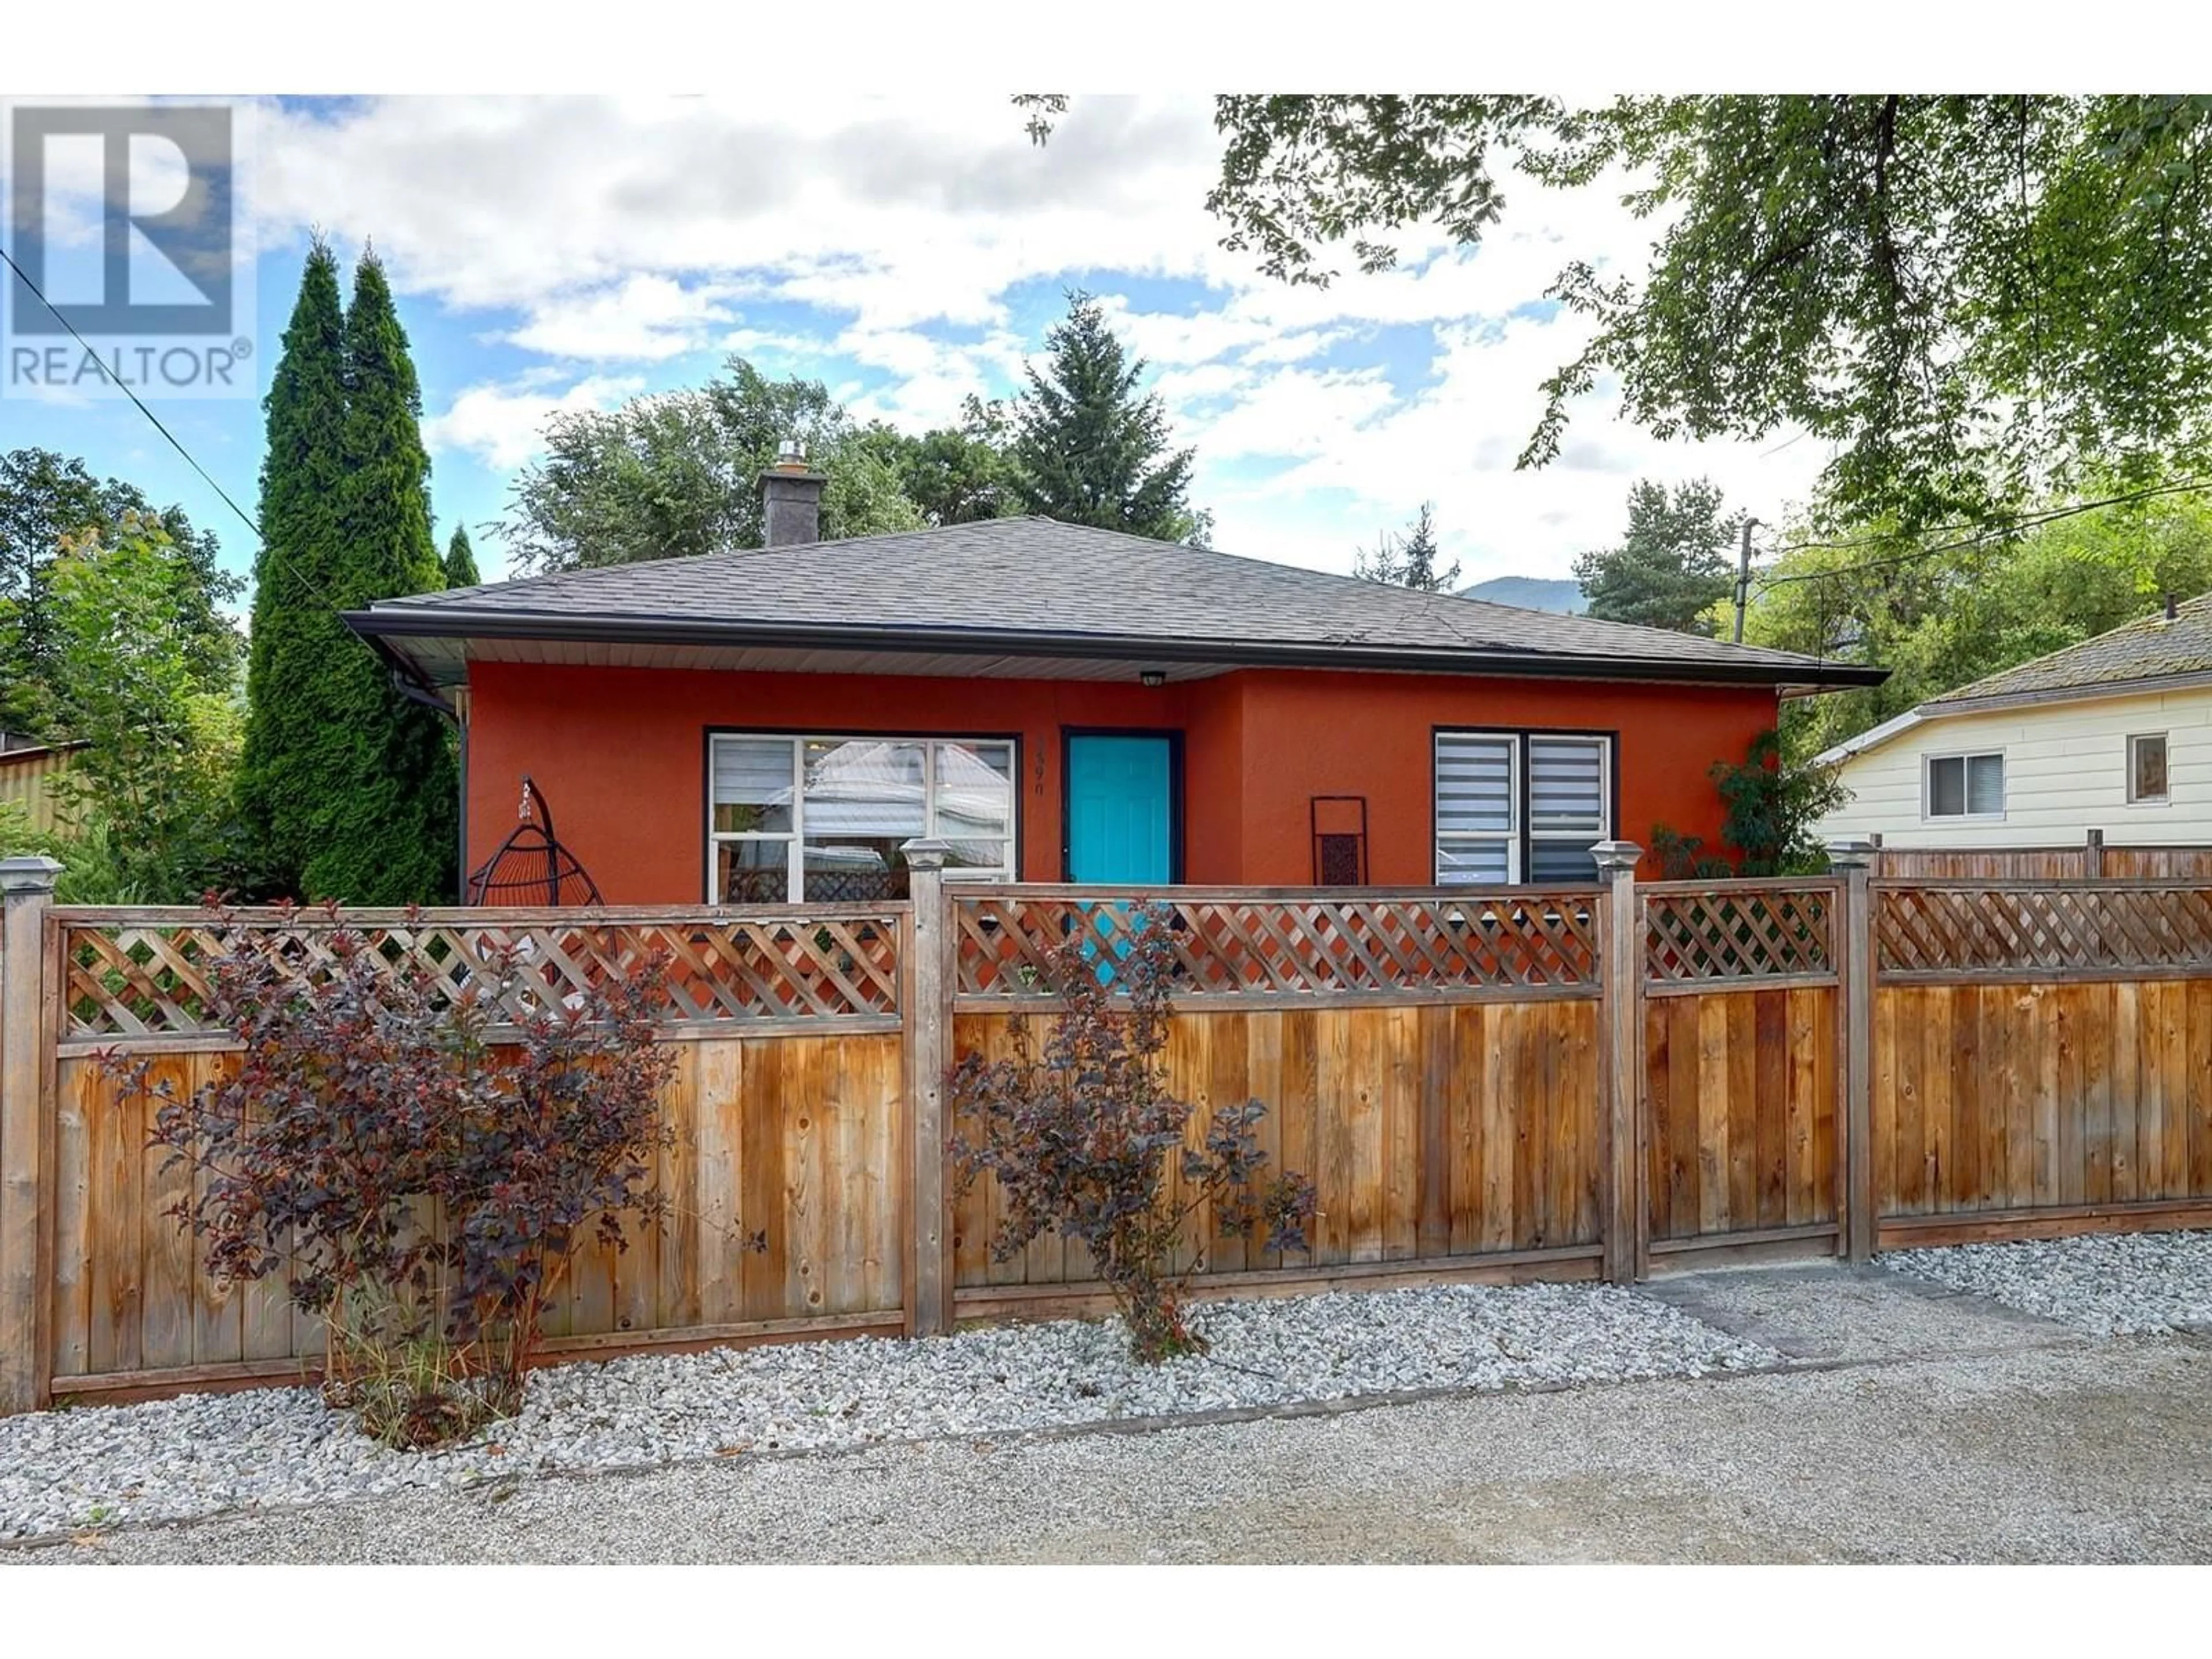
[113,900,676,1448]
[948,905,1316,1362]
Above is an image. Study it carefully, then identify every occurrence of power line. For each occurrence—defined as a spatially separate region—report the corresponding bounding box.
[0,238,368,627]
[1752,475,2212,592]
[0,238,265,545]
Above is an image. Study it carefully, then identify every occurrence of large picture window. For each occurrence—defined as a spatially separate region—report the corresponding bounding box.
[1434,729,1613,884]
[709,733,1017,902]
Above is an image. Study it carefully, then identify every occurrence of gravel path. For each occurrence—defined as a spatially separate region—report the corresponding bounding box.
[25,1337,2212,1564]
[0,1281,1772,1542]
[1880,1229,2212,1335]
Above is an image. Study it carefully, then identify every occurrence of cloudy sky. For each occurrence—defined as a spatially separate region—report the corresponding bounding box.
[1,93,1835,593]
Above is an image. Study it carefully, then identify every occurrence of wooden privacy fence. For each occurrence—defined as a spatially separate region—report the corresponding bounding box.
[3,837,2212,1413]
[1868,827,2212,881]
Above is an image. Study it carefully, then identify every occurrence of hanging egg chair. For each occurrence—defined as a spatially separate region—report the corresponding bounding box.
[465,775,604,906]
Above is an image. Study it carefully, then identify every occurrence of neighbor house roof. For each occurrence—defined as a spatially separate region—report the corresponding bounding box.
[346,516,1887,692]
[1813,590,2212,767]
[1920,590,2212,713]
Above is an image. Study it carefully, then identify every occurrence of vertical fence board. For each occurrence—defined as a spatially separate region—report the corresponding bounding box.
[1278,1010,1318,1271]
[50,1059,91,1379]
[1755,991,1788,1228]
[1447,1005,1485,1257]
[1214,1013,1257,1273]
[1247,1010,1286,1271]
[138,1054,194,1372]
[656,1043,700,1333]
[2190,982,2212,1202]
[2097,986,2132,1212]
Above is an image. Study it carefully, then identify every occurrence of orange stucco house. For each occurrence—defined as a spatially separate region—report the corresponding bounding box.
[346,460,1883,904]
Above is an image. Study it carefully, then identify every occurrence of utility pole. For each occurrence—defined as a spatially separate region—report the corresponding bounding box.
[1733,516,1760,643]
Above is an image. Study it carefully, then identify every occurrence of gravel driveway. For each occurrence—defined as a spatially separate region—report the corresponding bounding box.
[8,1241,2210,1563]
[21,1335,2211,1564]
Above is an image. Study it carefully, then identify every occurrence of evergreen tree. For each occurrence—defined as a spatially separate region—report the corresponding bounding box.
[1573,478,1743,635]
[313,248,457,903]
[443,524,480,588]
[1353,502,1460,591]
[1010,291,1206,543]
[238,239,352,894]
[239,242,459,904]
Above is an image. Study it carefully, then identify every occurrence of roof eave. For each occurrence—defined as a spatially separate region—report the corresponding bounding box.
[343,605,1891,691]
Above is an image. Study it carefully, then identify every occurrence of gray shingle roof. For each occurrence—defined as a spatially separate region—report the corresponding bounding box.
[352,516,1879,687]
[1925,590,2212,710]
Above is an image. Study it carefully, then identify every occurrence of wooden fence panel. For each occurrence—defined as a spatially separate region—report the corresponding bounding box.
[47,1021,907,1397]
[1641,986,1839,1247]
[1872,978,2212,1243]
[948,1002,1604,1305]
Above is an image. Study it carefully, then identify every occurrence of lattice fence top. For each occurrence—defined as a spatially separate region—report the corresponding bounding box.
[1877,882,2212,978]
[60,908,904,1040]
[1642,884,1836,983]
[952,889,1600,1000]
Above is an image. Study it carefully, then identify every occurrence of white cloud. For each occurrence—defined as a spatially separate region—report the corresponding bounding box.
[505,274,736,361]
[255,96,1829,579]
[423,371,647,469]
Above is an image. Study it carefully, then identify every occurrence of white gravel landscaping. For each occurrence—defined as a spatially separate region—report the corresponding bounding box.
[1880,1228,2212,1335]
[0,1281,1775,1541]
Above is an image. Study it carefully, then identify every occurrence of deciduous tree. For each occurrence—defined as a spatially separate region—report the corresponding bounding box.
[0,447,236,736]
[1031,96,2212,533]
[502,358,926,572]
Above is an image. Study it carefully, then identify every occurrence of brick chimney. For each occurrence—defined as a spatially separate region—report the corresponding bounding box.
[760,439,826,547]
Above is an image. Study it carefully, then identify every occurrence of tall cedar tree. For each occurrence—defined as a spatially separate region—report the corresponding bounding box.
[239,241,353,893]
[444,524,480,588]
[1010,291,1206,543]
[321,251,457,903]
[240,244,458,903]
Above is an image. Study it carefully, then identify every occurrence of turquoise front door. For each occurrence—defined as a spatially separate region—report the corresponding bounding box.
[1065,734,1176,883]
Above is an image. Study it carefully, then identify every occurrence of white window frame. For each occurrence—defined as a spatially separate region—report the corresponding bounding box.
[1433,729,1615,885]
[1434,730,1521,884]
[1922,749,2006,821]
[707,733,1018,902]
[2127,732,2171,806]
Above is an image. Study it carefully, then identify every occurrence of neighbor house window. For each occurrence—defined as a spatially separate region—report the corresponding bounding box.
[2128,733,2170,804]
[709,733,1016,902]
[1434,730,1612,884]
[1925,751,2004,819]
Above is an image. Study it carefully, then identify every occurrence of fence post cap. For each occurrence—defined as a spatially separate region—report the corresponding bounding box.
[0,854,63,895]
[899,838,953,872]
[1588,840,1643,874]
[1825,837,1878,869]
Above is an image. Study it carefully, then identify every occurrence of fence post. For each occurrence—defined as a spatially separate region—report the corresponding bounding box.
[2085,827,2105,880]
[1828,838,1877,1264]
[900,839,955,1338]
[1592,840,1645,1284]
[0,855,62,1415]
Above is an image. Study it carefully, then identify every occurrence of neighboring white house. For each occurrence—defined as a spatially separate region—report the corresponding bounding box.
[1813,592,2212,848]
